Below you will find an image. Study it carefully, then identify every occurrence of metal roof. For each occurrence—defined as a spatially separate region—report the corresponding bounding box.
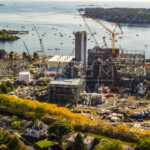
[50,78,84,86]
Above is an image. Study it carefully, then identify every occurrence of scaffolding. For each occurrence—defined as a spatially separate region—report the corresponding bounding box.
[48,78,85,104]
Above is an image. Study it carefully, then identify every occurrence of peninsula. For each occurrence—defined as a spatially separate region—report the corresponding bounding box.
[0,29,29,41]
[80,7,150,24]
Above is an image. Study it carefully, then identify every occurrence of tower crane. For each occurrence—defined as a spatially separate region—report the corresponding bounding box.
[34,26,46,67]
[77,9,104,90]
[85,11,123,54]
[34,26,49,84]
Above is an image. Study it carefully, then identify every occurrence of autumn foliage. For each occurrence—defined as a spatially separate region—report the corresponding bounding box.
[0,94,94,126]
[1,94,150,143]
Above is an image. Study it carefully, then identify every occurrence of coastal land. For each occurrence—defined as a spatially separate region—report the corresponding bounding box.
[0,29,29,41]
[79,7,150,24]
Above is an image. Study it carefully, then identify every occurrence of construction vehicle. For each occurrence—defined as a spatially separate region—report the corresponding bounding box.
[85,11,123,54]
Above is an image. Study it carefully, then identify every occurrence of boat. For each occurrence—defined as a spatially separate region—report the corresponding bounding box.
[136,34,139,36]
[60,35,63,37]
[54,48,60,50]
[60,43,63,44]
[145,45,148,47]
[48,48,52,50]
[119,36,123,39]
[115,40,118,42]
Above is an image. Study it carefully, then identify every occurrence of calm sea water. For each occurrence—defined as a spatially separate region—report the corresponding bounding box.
[0,0,150,58]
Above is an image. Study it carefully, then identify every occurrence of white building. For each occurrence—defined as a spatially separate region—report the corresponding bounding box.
[19,72,30,83]
[47,55,74,69]
[25,122,48,139]
[67,133,94,150]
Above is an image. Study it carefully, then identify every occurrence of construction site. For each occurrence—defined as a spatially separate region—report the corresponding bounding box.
[0,10,150,130]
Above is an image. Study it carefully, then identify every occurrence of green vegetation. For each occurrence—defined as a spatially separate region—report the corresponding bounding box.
[48,121,73,144]
[0,81,14,94]
[81,7,150,24]
[137,138,150,150]
[10,121,21,129]
[9,75,15,79]
[35,140,52,148]
[94,140,123,150]
[0,128,29,150]
[93,137,101,148]
[73,133,85,150]
[0,29,20,41]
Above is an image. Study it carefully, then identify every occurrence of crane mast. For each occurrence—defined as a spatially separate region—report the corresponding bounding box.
[34,26,46,66]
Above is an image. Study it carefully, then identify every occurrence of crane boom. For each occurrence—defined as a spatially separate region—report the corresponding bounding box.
[85,11,113,34]
[23,41,30,56]
[77,9,102,49]
[85,11,123,54]
[34,26,45,57]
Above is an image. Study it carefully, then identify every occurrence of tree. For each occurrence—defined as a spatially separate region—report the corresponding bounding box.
[48,121,73,143]
[5,81,14,91]
[93,137,101,148]
[137,138,150,150]
[34,105,46,120]
[94,140,123,150]
[11,121,20,129]
[73,133,85,150]
[0,83,8,94]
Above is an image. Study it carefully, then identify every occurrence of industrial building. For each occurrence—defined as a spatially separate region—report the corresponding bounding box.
[48,78,85,103]
[47,55,74,69]
[47,33,88,104]
[48,53,85,103]
[86,46,119,91]
[75,31,87,67]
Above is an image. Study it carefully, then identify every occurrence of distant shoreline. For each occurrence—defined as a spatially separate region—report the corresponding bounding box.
[80,7,150,24]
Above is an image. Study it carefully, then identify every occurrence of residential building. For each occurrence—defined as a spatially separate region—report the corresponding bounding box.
[67,133,94,150]
[25,122,48,139]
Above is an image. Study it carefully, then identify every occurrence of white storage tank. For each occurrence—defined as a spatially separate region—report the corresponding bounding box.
[19,72,30,83]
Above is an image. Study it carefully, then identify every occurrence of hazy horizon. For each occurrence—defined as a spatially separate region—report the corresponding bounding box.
[0,0,150,1]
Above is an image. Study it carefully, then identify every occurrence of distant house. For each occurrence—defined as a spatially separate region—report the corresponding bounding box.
[67,133,94,150]
[25,122,48,139]
[48,144,64,150]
